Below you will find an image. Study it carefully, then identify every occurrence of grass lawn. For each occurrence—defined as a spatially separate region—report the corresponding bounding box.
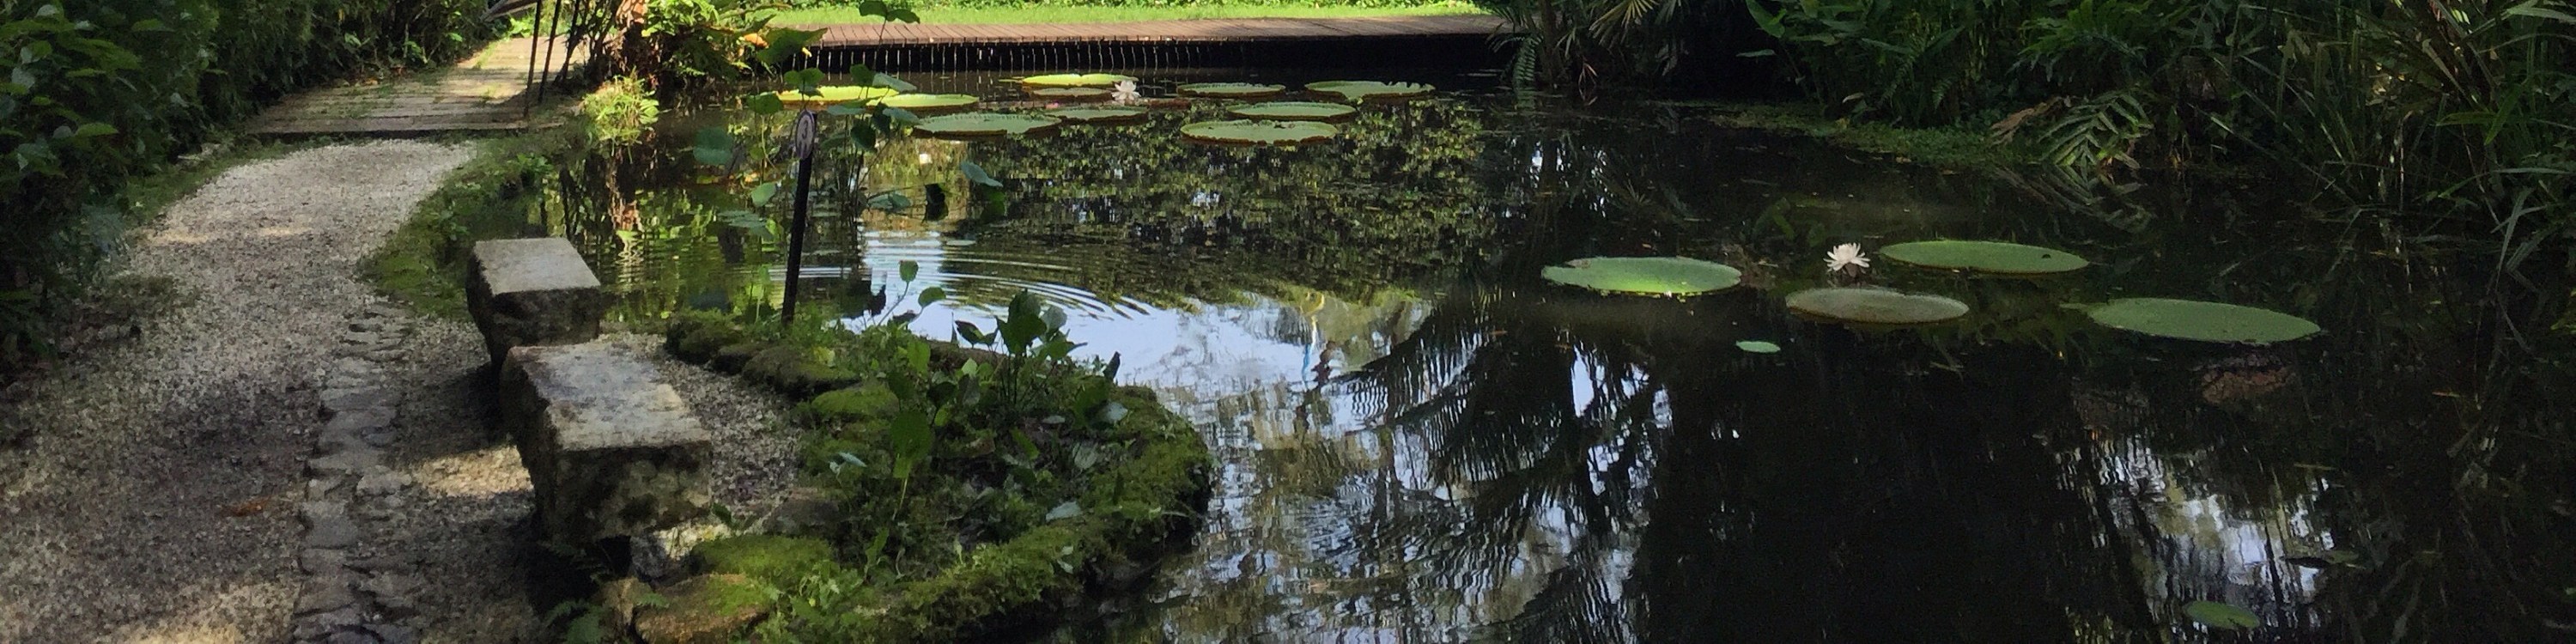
[775,3,1486,25]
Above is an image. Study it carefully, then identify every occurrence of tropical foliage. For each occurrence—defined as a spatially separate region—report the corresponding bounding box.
[1,0,489,370]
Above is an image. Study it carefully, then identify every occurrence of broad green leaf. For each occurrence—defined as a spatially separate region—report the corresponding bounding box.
[959,160,1002,188]
[1880,240,2089,275]
[1735,340,1782,354]
[2183,600,2260,630]
[898,259,919,282]
[872,72,916,92]
[1784,287,1971,325]
[2082,298,2321,343]
[1541,257,1742,295]
[917,286,946,307]
[886,407,933,478]
[692,127,734,167]
[749,181,780,206]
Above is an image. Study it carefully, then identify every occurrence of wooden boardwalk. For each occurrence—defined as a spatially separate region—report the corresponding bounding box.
[247,37,581,137]
[808,15,1506,47]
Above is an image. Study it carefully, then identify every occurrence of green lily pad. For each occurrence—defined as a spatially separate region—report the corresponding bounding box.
[2183,600,2260,630]
[1784,287,1971,325]
[1019,73,1136,88]
[1540,257,1742,295]
[1880,240,2090,275]
[1027,87,1110,101]
[1179,119,1339,145]
[775,85,901,107]
[1045,106,1149,125]
[872,94,979,112]
[1306,80,1434,102]
[2081,298,2321,343]
[913,112,1062,138]
[1226,101,1358,121]
[1735,340,1782,354]
[1178,82,1285,99]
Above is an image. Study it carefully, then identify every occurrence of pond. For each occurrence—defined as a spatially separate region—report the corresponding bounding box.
[486,67,2573,641]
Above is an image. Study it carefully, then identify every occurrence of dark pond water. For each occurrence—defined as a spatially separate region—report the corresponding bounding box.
[488,67,2576,642]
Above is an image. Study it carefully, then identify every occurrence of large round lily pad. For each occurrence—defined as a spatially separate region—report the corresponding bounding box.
[913,112,1062,138]
[873,94,979,112]
[1019,73,1136,88]
[1179,82,1285,99]
[1045,106,1149,125]
[1881,240,2090,275]
[2081,298,2321,343]
[1540,257,1742,295]
[1027,87,1110,101]
[1226,101,1358,121]
[775,85,901,107]
[1180,119,1338,145]
[1306,80,1434,102]
[1785,287,1971,325]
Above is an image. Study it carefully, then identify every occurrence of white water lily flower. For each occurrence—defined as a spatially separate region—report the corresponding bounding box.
[1826,243,1870,273]
[1111,80,1141,104]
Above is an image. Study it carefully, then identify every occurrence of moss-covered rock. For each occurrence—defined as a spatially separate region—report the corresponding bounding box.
[709,342,763,374]
[742,346,861,397]
[665,311,750,365]
[634,574,773,644]
[802,384,898,422]
[695,534,835,586]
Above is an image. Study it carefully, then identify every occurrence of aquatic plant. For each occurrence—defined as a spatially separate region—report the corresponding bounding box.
[1179,119,1340,145]
[1225,101,1358,121]
[1018,72,1138,88]
[1305,80,1435,102]
[1540,257,1744,295]
[1824,243,1869,273]
[580,76,664,145]
[775,85,902,108]
[2076,298,2320,344]
[1879,240,2087,275]
[872,94,980,113]
[1783,287,1971,325]
[1043,106,1151,125]
[913,113,1064,138]
[1178,82,1287,99]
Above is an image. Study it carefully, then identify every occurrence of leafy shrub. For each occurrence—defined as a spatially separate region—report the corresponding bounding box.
[580,76,664,145]
[0,0,489,369]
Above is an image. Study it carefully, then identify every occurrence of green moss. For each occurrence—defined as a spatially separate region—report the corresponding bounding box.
[666,310,750,364]
[696,535,837,586]
[743,346,861,397]
[711,342,765,374]
[361,128,582,319]
[804,383,899,422]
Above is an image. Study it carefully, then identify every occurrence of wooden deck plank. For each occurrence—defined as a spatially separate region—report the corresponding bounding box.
[248,36,577,137]
[809,15,1506,47]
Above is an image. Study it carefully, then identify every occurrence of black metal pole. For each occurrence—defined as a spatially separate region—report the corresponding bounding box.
[520,0,547,118]
[780,154,816,325]
[533,0,565,106]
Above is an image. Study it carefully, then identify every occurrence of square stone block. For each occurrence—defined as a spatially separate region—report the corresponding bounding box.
[468,238,611,368]
[500,342,714,544]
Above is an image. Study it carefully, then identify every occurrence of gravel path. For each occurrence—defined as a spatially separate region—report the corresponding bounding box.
[0,139,801,643]
[0,142,473,643]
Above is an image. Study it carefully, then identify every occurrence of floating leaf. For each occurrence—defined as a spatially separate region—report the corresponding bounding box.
[1179,119,1338,145]
[1028,87,1110,101]
[1226,101,1358,121]
[959,160,1002,187]
[2081,298,2321,343]
[913,112,1061,138]
[1019,72,1136,88]
[1305,80,1435,102]
[775,85,901,108]
[1735,340,1782,354]
[1044,106,1150,124]
[1880,240,2091,275]
[872,93,978,113]
[1540,257,1743,295]
[1178,82,1285,98]
[1784,287,1971,325]
[2183,600,2260,630]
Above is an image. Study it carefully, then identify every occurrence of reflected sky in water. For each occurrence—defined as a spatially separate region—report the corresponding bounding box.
[506,68,2576,642]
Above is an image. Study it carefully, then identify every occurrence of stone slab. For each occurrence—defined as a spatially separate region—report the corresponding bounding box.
[466,238,611,368]
[501,341,714,543]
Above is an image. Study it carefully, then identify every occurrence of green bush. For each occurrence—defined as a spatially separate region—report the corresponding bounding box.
[1,0,490,368]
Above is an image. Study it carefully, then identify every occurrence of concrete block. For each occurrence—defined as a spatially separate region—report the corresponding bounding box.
[500,341,714,544]
[467,238,611,368]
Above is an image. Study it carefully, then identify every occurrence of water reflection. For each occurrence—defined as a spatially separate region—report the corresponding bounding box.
[493,71,2575,641]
